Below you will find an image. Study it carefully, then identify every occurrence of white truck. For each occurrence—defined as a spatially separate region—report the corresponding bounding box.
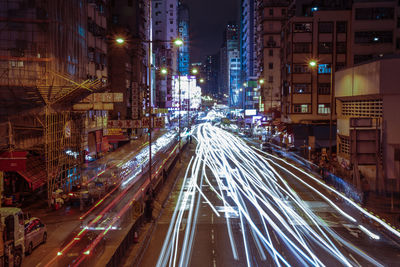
[0,207,25,267]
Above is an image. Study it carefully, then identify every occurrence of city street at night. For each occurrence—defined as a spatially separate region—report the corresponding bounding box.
[1,0,400,267]
[137,123,400,267]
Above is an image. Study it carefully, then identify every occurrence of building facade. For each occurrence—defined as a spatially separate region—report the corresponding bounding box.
[152,0,179,108]
[178,3,190,75]
[335,57,400,193]
[255,0,289,114]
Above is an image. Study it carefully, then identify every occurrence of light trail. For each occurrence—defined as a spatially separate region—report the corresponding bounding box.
[157,123,388,267]
[46,131,178,267]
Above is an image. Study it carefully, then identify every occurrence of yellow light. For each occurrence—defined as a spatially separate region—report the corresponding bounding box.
[191,68,198,75]
[199,78,204,83]
[309,60,317,67]
[174,38,184,47]
[161,68,168,75]
[259,79,265,84]
[115,37,125,44]
[243,82,248,87]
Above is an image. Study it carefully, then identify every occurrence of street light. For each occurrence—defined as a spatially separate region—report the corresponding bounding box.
[174,38,184,47]
[259,79,265,85]
[308,59,334,158]
[199,78,204,83]
[160,67,168,75]
[115,37,125,45]
[191,68,198,75]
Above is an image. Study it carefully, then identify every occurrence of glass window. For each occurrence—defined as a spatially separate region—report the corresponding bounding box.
[355,31,393,44]
[293,83,311,94]
[318,104,331,114]
[269,9,273,16]
[293,23,312,33]
[318,64,331,74]
[293,43,311,53]
[269,63,273,69]
[319,22,333,33]
[336,21,347,33]
[356,8,394,20]
[293,64,310,73]
[318,83,331,95]
[269,49,273,56]
[336,42,346,54]
[318,42,332,54]
[293,104,310,113]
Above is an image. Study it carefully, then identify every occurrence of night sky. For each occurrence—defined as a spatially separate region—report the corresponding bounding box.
[185,0,240,63]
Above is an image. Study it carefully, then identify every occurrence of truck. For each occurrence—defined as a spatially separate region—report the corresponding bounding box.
[0,207,25,267]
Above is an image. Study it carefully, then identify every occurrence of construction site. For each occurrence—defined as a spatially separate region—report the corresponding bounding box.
[0,0,109,204]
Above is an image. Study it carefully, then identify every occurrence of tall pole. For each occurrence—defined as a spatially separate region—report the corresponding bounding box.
[329,66,333,158]
[148,0,152,185]
[188,77,190,131]
[178,45,181,162]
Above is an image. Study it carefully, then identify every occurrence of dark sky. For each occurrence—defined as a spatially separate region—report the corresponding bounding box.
[185,0,240,63]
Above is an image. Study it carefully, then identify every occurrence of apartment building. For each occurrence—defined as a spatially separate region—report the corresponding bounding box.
[351,0,400,65]
[109,0,150,120]
[152,0,178,108]
[256,0,289,114]
[335,57,400,192]
[281,8,351,147]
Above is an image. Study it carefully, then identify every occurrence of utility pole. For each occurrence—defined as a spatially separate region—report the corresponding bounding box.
[148,0,153,185]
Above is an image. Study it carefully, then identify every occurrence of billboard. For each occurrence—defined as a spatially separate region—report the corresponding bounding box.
[245,109,257,116]
[172,76,202,110]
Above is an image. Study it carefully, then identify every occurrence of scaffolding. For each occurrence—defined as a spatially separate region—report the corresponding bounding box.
[0,0,106,204]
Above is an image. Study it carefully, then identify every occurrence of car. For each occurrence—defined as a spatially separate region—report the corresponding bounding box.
[24,217,47,255]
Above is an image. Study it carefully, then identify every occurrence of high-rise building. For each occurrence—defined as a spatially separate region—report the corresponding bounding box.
[203,55,220,97]
[220,23,241,108]
[178,2,190,75]
[351,0,400,65]
[109,0,150,120]
[255,0,289,115]
[0,0,107,197]
[281,4,352,147]
[152,0,179,108]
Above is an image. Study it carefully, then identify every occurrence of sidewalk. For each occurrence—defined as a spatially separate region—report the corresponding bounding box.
[120,141,196,267]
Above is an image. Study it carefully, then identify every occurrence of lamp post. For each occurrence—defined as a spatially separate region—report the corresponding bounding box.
[309,60,334,158]
[116,34,184,183]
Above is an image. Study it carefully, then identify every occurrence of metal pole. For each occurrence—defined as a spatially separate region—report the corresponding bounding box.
[178,46,181,162]
[329,65,333,158]
[148,0,152,184]
[188,77,190,131]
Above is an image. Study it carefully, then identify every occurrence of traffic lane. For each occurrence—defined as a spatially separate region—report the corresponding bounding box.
[25,144,174,267]
[57,148,176,266]
[263,152,400,266]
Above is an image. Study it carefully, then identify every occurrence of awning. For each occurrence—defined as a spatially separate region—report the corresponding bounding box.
[0,151,27,171]
[17,155,46,191]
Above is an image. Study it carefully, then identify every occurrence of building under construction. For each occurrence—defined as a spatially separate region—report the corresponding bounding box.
[0,0,108,203]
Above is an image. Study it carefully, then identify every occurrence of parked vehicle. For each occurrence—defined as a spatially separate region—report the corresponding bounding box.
[0,207,26,267]
[24,217,47,255]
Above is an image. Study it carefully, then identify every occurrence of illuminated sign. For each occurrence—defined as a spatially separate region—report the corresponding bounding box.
[245,109,257,116]
[172,76,202,110]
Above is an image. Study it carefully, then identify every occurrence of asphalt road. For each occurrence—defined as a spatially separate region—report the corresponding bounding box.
[139,123,400,267]
[22,130,179,267]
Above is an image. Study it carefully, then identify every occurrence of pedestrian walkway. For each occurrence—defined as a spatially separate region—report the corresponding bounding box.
[120,141,196,267]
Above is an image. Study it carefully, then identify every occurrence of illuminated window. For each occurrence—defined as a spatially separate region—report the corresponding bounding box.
[293,83,311,94]
[318,64,331,74]
[293,104,310,113]
[318,104,330,114]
